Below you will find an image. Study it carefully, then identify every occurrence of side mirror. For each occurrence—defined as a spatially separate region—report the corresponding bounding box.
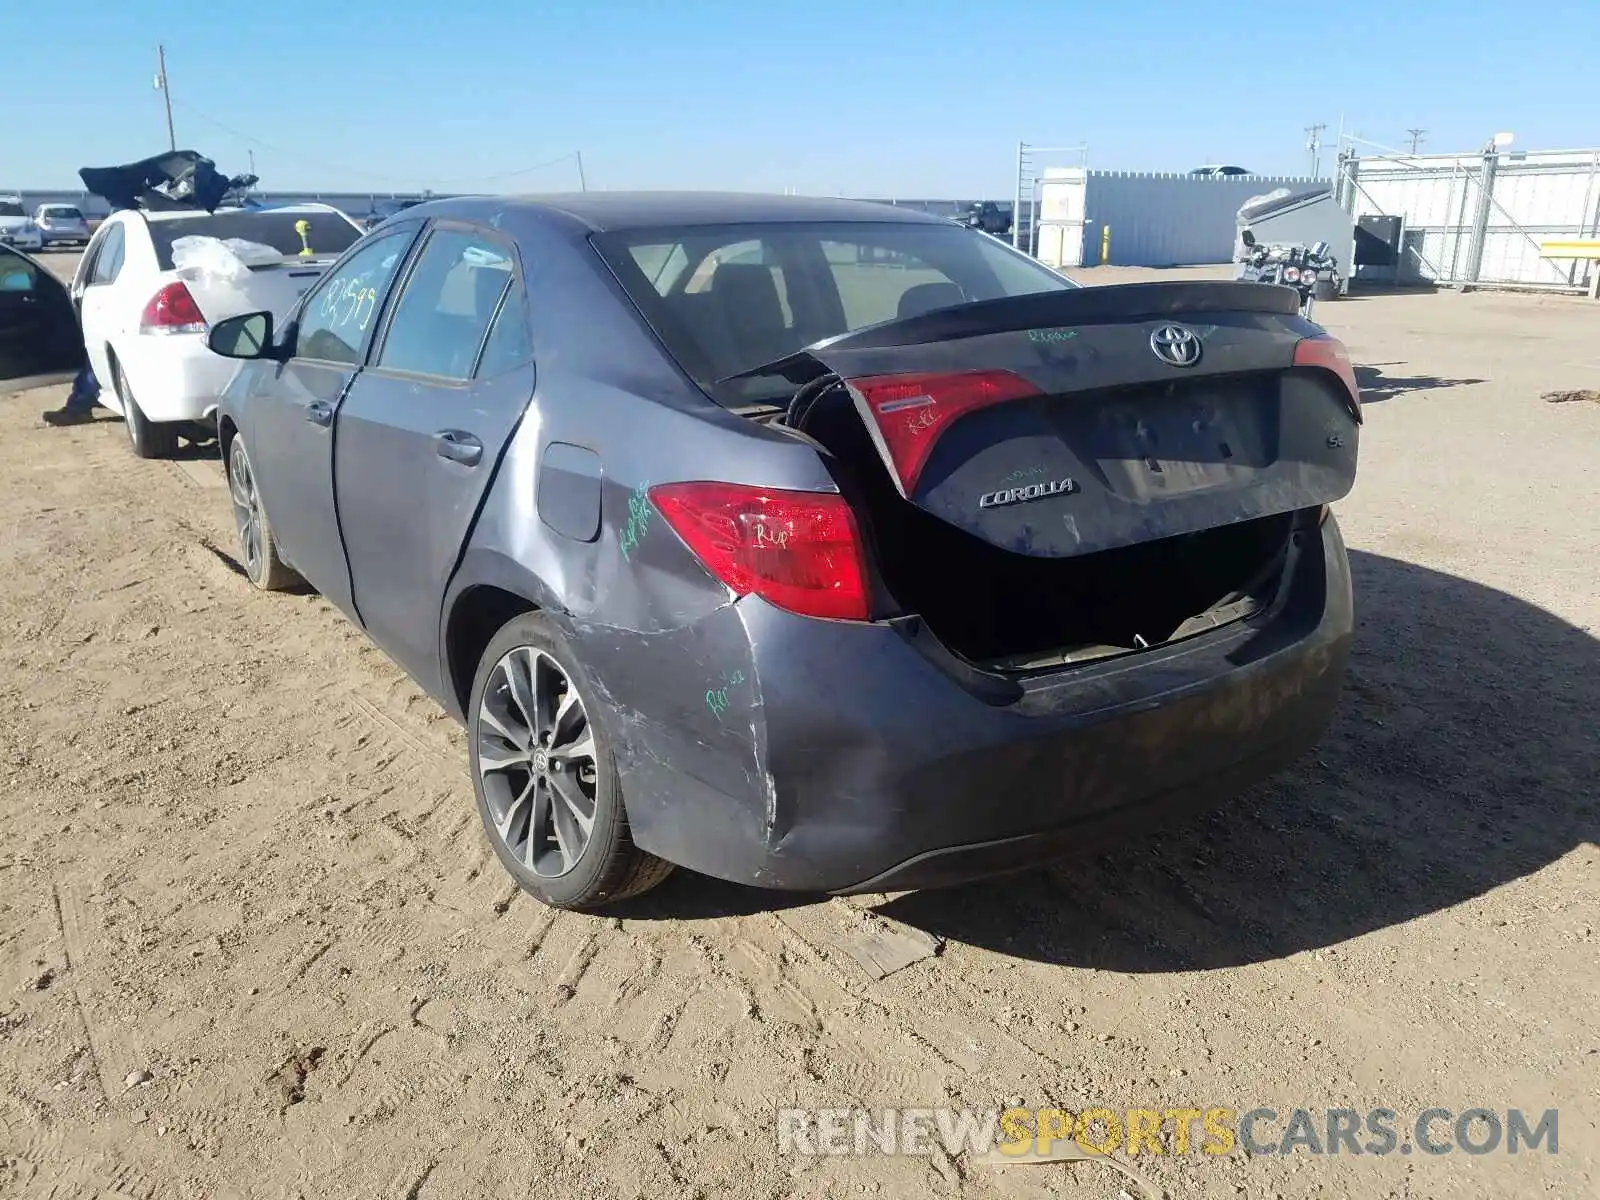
[1240,229,1257,248]
[208,311,280,361]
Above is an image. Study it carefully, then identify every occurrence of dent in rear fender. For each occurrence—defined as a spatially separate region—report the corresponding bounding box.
[567,603,783,876]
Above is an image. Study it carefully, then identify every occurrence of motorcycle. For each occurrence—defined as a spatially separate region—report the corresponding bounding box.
[1237,230,1342,320]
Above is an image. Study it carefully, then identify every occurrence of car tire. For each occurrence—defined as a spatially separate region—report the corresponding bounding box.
[112,359,180,459]
[224,434,301,591]
[469,612,673,911]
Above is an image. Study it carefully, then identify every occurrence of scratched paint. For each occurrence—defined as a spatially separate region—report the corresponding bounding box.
[1000,464,1049,486]
[705,668,748,718]
[618,482,653,560]
[1026,327,1079,345]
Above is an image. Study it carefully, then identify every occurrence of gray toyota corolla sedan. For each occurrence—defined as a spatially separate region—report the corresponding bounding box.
[205,193,1359,910]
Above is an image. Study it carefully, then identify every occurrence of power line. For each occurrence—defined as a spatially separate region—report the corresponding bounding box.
[168,97,583,190]
[1405,128,1427,155]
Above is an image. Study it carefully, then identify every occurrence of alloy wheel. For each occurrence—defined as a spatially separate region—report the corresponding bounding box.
[476,646,600,878]
[227,439,264,577]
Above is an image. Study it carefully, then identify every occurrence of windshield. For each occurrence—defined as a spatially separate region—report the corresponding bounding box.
[42,206,83,220]
[0,203,25,218]
[593,220,1076,406]
[148,210,363,270]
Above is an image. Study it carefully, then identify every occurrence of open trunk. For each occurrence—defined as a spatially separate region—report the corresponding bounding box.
[759,283,1360,668]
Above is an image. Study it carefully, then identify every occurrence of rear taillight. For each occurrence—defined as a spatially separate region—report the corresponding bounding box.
[139,281,208,335]
[648,482,870,621]
[1293,334,1362,422]
[845,369,1041,495]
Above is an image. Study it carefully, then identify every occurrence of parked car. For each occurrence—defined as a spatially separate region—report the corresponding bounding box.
[363,198,424,230]
[0,242,85,393]
[70,202,364,456]
[34,204,92,247]
[197,193,1358,911]
[955,201,1012,236]
[1190,165,1254,177]
[0,197,44,252]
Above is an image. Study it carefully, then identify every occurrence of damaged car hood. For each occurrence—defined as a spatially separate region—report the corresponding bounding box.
[78,150,259,214]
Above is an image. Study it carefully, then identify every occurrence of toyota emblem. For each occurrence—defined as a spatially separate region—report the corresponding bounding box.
[1149,323,1203,367]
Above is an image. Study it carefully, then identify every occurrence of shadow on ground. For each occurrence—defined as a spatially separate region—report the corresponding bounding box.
[1355,364,1485,404]
[643,552,1598,967]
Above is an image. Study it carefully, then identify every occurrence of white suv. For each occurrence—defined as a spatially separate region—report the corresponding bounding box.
[73,204,365,456]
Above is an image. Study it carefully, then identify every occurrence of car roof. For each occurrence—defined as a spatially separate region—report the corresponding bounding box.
[140,202,351,223]
[422,191,950,233]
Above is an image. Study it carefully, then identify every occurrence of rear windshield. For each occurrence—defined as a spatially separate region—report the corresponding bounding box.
[42,206,83,219]
[592,220,1076,406]
[0,202,24,218]
[149,210,363,269]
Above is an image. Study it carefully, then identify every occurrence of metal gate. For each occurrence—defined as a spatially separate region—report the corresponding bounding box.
[1338,147,1600,291]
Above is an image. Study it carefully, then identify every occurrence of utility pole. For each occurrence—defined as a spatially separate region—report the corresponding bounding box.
[1304,124,1326,178]
[154,45,176,152]
[575,150,587,192]
[1405,128,1427,155]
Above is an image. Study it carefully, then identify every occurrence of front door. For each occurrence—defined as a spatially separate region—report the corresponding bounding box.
[245,226,421,617]
[332,225,536,693]
[0,245,84,391]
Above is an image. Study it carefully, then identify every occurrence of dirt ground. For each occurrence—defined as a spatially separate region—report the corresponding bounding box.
[1,253,1596,1200]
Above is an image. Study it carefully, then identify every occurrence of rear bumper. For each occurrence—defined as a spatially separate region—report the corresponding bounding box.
[609,514,1352,894]
[116,338,238,423]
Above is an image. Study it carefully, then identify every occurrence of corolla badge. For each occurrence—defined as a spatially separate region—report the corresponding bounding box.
[978,477,1080,509]
[1150,323,1203,367]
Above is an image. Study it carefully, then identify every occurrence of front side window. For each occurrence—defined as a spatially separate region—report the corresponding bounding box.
[295,230,415,365]
[375,229,513,381]
[594,220,1075,406]
[0,246,39,292]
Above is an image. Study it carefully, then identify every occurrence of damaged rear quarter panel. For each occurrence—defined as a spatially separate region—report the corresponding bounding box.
[439,205,841,875]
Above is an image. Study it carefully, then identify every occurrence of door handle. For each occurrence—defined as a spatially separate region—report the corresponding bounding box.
[433,429,483,467]
[305,400,334,427]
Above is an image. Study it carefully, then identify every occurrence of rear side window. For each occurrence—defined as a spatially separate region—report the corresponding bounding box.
[90,224,125,285]
[475,277,532,378]
[147,211,362,269]
[376,230,512,381]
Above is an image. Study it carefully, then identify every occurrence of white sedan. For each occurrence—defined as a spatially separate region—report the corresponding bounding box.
[72,204,365,457]
[0,196,45,252]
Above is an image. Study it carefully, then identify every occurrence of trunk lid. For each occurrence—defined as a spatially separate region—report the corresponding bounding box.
[176,259,332,327]
[757,282,1360,559]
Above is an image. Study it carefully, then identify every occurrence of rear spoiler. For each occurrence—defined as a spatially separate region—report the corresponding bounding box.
[722,281,1302,385]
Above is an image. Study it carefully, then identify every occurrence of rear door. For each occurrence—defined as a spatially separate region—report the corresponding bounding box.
[331,223,534,693]
[76,219,127,386]
[243,225,422,616]
[0,245,84,391]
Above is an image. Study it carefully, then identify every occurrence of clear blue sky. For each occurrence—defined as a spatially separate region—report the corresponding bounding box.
[6,0,1596,196]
